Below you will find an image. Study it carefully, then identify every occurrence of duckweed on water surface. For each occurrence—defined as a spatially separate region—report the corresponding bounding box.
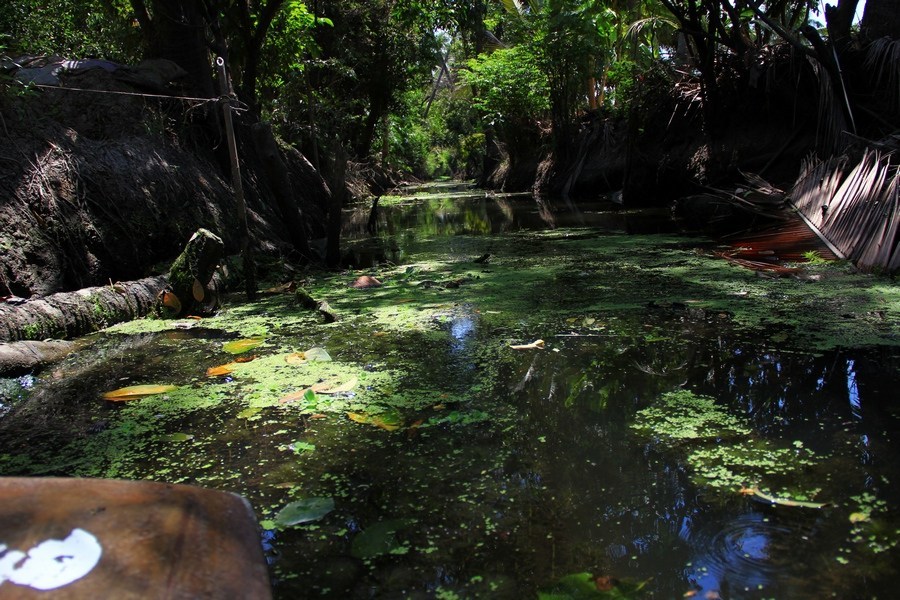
[2,194,900,599]
[631,390,825,500]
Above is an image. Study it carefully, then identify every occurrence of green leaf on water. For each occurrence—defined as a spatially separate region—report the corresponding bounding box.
[347,408,403,431]
[237,406,262,419]
[351,518,412,559]
[274,497,335,527]
[290,441,316,453]
[161,432,194,442]
[538,572,649,599]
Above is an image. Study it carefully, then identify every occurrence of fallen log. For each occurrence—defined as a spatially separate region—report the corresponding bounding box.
[0,340,78,376]
[0,275,168,343]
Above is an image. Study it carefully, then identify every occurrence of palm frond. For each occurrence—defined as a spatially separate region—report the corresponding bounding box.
[791,150,900,272]
[807,56,847,154]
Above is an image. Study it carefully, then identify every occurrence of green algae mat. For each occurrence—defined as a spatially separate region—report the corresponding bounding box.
[1,195,899,599]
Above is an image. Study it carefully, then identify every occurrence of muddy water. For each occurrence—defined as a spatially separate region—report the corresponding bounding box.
[1,184,899,599]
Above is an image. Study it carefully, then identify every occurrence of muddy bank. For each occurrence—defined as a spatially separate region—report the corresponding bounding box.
[0,58,333,299]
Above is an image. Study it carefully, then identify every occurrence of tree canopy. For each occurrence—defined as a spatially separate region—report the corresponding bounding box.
[2,0,898,182]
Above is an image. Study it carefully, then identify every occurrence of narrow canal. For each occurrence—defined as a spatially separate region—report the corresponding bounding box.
[2,183,899,599]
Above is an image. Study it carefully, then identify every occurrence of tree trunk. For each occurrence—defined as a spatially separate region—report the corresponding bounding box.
[0,276,168,343]
[325,142,346,268]
[861,0,900,40]
[0,340,77,376]
[148,0,215,98]
[250,123,312,261]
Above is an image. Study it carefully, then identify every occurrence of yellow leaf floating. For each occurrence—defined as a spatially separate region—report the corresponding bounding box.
[206,363,237,377]
[223,336,265,354]
[284,347,332,365]
[102,384,178,402]
[285,352,307,366]
[510,339,545,350]
[740,486,828,509]
[280,387,314,404]
[347,411,402,432]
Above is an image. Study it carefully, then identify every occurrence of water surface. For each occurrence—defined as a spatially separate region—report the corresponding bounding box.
[1,184,898,599]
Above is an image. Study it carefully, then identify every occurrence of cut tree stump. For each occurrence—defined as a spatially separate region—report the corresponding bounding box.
[0,477,271,599]
[162,228,225,318]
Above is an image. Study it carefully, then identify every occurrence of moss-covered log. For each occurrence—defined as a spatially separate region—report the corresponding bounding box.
[0,276,168,342]
[164,229,224,317]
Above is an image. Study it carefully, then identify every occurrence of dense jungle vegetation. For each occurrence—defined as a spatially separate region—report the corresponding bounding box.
[0,0,898,297]
[3,0,897,192]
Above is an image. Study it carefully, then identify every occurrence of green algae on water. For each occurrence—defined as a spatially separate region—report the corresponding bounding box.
[631,390,751,443]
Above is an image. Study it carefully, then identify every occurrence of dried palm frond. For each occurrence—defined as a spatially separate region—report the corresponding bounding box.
[790,150,900,272]
[808,56,847,154]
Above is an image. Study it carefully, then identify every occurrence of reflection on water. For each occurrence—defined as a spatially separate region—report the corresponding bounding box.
[0,184,898,599]
[341,189,675,268]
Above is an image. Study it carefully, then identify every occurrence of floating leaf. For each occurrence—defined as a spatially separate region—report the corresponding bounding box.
[849,512,870,523]
[284,348,332,365]
[347,412,369,425]
[317,376,358,395]
[740,487,828,509]
[223,336,265,354]
[290,441,316,453]
[233,355,256,363]
[510,339,545,350]
[162,432,194,442]
[304,347,332,362]
[285,352,307,365]
[237,406,262,419]
[274,497,335,527]
[351,519,412,558]
[206,362,237,377]
[280,388,318,405]
[102,384,178,401]
[347,409,402,431]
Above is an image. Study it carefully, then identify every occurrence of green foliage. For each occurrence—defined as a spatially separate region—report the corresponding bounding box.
[255,0,321,102]
[539,572,649,599]
[462,45,549,125]
[0,0,141,61]
[273,497,335,527]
